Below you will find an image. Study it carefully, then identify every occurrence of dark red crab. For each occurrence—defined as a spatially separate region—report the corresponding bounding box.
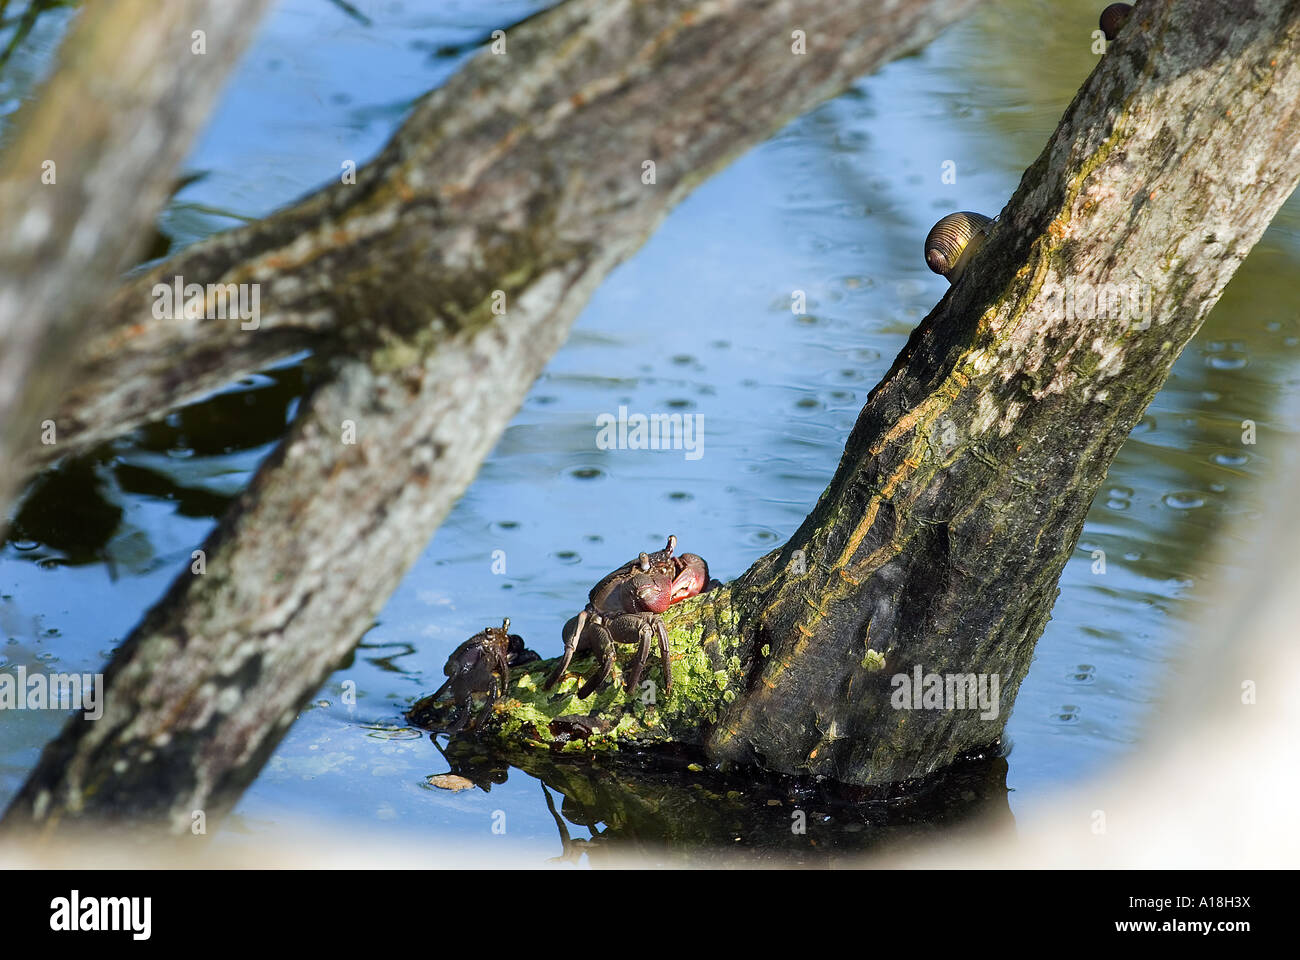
[432,617,539,732]
[543,535,711,699]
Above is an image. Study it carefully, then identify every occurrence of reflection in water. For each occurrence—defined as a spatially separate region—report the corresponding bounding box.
[4,365,305,568]
[358,639,419,675]
[8,461,122,566]
[434,734,1011,866]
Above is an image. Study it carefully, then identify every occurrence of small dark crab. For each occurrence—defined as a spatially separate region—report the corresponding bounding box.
[543,535,711,699]
[431,617,539,732]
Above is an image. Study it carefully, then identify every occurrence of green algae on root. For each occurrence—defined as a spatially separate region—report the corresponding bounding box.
[406,585,746,751]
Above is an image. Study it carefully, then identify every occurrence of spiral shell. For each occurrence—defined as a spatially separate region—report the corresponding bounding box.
[924,211,994,283]
[1099,3,1133,42]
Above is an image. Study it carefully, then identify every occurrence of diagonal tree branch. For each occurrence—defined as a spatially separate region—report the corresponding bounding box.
[24,0,984,474]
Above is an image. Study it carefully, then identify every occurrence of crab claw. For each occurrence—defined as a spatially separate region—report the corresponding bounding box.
[670,553,709,603]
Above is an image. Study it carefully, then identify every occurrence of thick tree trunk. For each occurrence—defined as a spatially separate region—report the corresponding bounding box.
[711,0,1300,784]
[3,0,982,835]
[0,0,270,523]
[410,0,1300,788]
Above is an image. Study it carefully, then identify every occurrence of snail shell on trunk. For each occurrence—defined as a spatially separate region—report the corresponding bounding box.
[924,211,994,283]
[1099,3,1133,42]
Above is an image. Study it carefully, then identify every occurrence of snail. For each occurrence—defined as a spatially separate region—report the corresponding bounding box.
[1099,3,1133,42]
[924,211,994,284]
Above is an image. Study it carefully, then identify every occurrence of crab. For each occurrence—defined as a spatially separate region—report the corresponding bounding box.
[543,535,710,699]
[431,617,539,732]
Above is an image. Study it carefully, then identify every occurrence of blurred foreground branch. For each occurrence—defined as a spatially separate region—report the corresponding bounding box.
[2,0,983,835]
[0,0,269,526]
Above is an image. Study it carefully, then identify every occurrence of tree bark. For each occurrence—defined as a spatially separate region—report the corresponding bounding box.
[23,0,981,472]
[3,0,982,835]
[710,0,1300,784]
[0,0,270,522]
[409,0,1300,788]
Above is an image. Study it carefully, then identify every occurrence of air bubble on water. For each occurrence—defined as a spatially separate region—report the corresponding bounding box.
[1212,452,1248,467]
[1162,492,1205,510]
[1206,354,1247,371]
[1068,665,1096,684]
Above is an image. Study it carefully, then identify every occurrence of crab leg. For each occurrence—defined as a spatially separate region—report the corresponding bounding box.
[545,607,589,689]
[623,617,655,693]
[576,621,616,699]
[655,615,672,694]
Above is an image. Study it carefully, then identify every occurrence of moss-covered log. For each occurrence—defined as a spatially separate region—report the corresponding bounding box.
[3,0,982,835]
[410,0,1300,787]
